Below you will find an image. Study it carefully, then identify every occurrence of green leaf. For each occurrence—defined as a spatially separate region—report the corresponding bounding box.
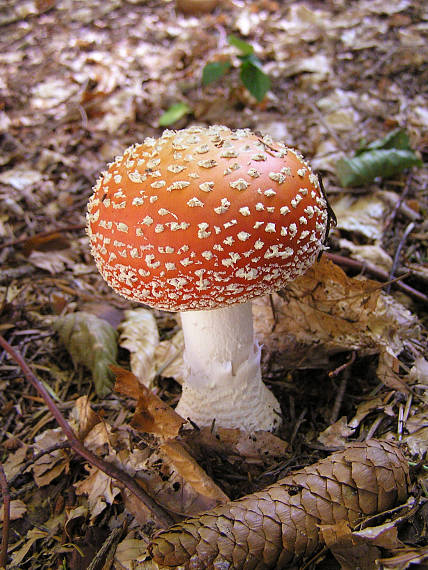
[158,102,191,127]
[202,60,231,85]
[336,149,423,187]
[356,128,411,155]
[239,60,271,102]
[227,34,254,55]
[54,312,118,397]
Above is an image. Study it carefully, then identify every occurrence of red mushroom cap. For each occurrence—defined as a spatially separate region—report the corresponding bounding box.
[87,125,329,311]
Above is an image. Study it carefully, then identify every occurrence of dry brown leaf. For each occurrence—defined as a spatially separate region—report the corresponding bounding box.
[318,416,355,447]
[349,397,386,429]
[118,309,160,388]
[134,444,227,518]
[160,440,229,508]
[191,427,289,465]
[377,346,409,393]
[114,366,185,439]
[253,257,380,367]
[70,395,101,440]
[1,499,27,522]
[2,445,28,481]
[21,232,70,256]
[253,257,421,371]
[32,428,69,487]
[74,465,121,520]
[319,520,382,570]
[377,545,428,569]
[115,534,150,569]
[114,367,227,518]
[154,329,185,385]
[113,364,142,399]
[83,421,113,455]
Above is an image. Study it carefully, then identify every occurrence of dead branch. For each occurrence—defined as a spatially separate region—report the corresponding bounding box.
[326,252,428,304]
[0,334,174,530]
[0,464,10,570]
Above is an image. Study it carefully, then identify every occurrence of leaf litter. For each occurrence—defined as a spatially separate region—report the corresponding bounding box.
[0,0,427,568]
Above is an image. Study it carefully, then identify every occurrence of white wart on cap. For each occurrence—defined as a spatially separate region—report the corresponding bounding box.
[87,125,328,312]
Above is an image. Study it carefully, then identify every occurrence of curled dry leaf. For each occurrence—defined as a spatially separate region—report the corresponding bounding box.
[149,440,409,569]
[113,367,228,517]
[317,416,356,448]
[118,309,160,389]
[118,309,185,386]
[70,395,100,440]
[75,464,121,521]
[113,366,185,439]
[2,499,27,522]
[115,534,150,569]
[253,257,421,370]
[32,428,69,487]
[154,329,185,385]
[55,311,118,397]
[377,545,428,569]
[319,520,381,570]
[186,427,289,469]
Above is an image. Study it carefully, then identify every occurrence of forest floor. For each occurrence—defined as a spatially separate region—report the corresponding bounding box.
[0,0,427,568]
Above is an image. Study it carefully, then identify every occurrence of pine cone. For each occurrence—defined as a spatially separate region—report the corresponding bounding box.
[149,439,409,569]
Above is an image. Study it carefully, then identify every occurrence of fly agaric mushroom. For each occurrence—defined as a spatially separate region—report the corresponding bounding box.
[87,125,330,432]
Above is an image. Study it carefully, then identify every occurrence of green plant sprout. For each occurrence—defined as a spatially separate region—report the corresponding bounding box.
[158,102,192,127]
[202,34,271,102]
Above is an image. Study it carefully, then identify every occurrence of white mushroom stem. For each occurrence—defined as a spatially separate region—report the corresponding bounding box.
[175,302,281,432]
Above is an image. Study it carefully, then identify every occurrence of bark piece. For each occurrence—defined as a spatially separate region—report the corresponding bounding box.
[149,440,409,569]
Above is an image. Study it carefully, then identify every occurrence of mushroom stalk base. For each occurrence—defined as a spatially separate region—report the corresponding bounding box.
[176,302,281,432]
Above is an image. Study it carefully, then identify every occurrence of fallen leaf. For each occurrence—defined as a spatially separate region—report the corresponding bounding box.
[22,232,70,256]
[0,165,43,190]
[10,528,50,567]
[320,520,381,570]
[154,329,185,384]
[114,367,185,438]
[28,250,76,274]
[160,440,229,509]
[331,193,389,241]
[377,545,428,569]
[70,395,100,440]
[253,258,422,371]
[318,417,355,447]
[339,239,393,273]
[115,534,150,569]
[74,465,121,520]
[134,443,228,517]
[32,428,69,487]
[55,311,118,397]
[377,347,409,393]
[2,445,28,481]
[1,499,27,521]
[118,309,160,388]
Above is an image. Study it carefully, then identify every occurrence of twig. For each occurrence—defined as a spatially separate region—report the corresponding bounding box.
[87,520,127,570]
[328,351,356,379]
[290,407,307,447]
[0,464,10,569]
[386,221,415,294]
[329,353,356,424]
[269,294,279,332]
[0,335,174,529]
[384,173,412,230]
[326,252,428,304]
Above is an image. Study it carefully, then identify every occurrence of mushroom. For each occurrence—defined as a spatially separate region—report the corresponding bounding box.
[87,125,330,432]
